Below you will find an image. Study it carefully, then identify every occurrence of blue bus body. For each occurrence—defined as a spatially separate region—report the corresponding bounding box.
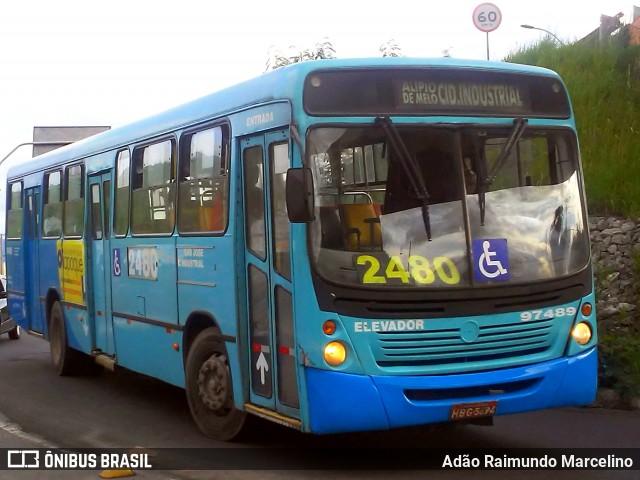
[5,57,597,439]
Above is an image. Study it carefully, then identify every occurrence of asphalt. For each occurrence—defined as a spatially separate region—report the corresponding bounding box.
[2,385,638,480]
[0,413,175,480]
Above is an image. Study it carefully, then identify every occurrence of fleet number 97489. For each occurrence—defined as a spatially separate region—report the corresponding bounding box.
[520,307,577,321]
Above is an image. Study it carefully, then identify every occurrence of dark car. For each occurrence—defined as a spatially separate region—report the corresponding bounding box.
[0,275,19,340]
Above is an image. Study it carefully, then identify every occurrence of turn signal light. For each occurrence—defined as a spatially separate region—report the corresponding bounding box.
[581,303,593,317]
[322,320,336,335]
[571,322,592,346]
[323,341,346,367]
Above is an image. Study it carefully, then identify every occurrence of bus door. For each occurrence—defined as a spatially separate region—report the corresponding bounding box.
[87,172,115,355]
[25,187,43,333]
[241,130,300,417]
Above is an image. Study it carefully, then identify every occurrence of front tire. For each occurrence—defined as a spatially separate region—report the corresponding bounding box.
[185,327,246,440]
[49,301,81,376]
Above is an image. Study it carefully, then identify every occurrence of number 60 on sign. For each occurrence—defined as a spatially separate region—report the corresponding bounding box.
[472,3,502,32]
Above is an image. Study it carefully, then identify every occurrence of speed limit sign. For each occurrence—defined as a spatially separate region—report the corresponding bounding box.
[473,3,502,32]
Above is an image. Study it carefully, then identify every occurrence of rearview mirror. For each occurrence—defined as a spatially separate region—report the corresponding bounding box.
[286,168,315,223]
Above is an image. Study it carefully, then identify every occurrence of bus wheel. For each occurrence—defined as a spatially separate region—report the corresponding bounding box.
[49,301,80,376]
[8,326,20,340]
[185,327,246,441]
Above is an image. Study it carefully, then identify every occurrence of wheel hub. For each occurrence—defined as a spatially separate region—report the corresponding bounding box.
[197,353,230,412]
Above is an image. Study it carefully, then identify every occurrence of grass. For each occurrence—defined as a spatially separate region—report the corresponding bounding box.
[599,327,640,401]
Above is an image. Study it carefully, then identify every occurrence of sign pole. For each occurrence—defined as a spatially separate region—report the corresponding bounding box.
[486,32,489,60]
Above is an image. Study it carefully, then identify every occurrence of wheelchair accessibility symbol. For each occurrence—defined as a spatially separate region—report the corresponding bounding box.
[472,238,509,282]
[113,248,121,277]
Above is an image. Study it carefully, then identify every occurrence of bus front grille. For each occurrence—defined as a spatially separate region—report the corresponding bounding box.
[373,317,563,370]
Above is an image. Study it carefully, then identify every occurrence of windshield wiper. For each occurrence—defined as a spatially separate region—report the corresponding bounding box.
[376,116,432,240]
[478,118,528,225]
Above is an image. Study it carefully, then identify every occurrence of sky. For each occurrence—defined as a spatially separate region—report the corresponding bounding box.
[0,0,633,197]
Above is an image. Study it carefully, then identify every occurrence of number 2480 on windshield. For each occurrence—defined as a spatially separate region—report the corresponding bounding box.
[356,254,460,285]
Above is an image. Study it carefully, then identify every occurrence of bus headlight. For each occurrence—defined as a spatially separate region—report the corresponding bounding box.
[571,322,592,345]
[324,341,347,367]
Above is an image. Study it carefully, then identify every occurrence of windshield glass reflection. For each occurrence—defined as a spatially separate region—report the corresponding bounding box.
[308,126,589,289]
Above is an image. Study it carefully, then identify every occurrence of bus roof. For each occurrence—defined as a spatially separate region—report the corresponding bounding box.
[7,57,561,180]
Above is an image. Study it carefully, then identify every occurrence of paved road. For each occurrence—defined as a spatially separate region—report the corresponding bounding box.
[0,333,639,479]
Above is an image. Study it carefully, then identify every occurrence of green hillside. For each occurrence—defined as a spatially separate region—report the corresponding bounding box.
[506,36,640,217]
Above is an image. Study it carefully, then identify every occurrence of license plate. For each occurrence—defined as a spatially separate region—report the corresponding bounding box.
[450,401,497,420]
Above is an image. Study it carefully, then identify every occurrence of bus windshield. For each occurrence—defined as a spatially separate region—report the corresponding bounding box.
[308,125,589,289]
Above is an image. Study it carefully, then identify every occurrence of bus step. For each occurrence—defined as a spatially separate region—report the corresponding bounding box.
[244,403,302,430]
[93,353,116,371]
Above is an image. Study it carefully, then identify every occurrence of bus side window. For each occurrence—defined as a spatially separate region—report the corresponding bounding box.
[42,170,63,238]
[131,140,176,235]
[114,149,131,237]
[63,164,85,238]
[178,125,229,234]
[6,181,23,240]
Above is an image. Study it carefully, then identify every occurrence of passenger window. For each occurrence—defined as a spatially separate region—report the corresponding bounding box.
[270,142,291,279]
[90,184,102,240]
[63,164,84,238]
[244,145,266,259]
[114,149,130,237]
[6,181,23,239]
[131,140,176,235]
[178,125,229,233]
[104,180,111,239]
[43,170,63,238]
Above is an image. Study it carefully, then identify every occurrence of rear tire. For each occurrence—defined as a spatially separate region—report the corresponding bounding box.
[185,327,246,441]
[8,326,20,340]
[49,301,81,376]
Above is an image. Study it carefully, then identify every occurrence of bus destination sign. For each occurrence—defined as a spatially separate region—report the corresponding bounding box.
[303,68,570,118]
[396,79,530,113]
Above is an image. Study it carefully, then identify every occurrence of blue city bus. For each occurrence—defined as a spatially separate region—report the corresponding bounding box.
[4,57,597,440]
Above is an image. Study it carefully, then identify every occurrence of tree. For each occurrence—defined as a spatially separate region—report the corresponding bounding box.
[266,39,336,71]
[379,39,403,57]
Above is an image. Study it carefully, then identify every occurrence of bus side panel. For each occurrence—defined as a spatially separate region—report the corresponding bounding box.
[112,316,184,387]
[176,234,241,394]
[110,236,180,383]
[6,239,27,328]
[38,238,61,336]
[53,238,93,353]
[61,305,92,354]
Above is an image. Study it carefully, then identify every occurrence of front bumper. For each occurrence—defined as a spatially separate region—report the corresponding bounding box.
[305,347,597,434]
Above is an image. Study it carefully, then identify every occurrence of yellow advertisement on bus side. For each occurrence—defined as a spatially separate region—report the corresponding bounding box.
[56,239,85,305]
